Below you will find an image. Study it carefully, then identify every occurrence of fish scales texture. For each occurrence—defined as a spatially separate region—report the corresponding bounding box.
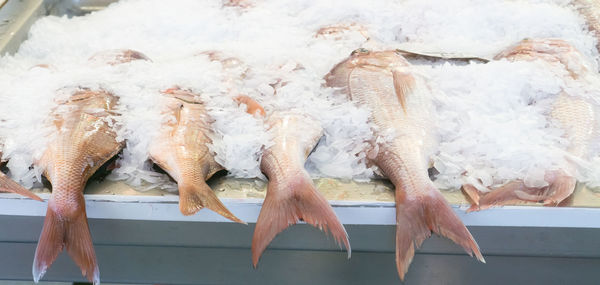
[33,49,149,285]
[575,0,600,53]
[326,49,483,280]
[34,89,121,285]
[252,111,350,267]
[148,89,242,222]
[469,39,597,210]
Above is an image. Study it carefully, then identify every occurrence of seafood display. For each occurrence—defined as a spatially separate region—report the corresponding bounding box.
[0,0,599,284]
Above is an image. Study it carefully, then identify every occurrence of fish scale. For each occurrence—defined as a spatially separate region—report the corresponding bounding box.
[575,0,600,53]
[467,38,598,210]
[32,50,149,285]
[251,111,350,267]
[149,89,241,222]
[326,49,483,281]
[34,89,121,285]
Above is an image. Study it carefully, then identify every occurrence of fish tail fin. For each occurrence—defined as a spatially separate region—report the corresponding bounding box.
[251,173,350,267]
[33,202,99,284]
[395,184,483,280]
[543,174,576,206]
[0,173,43,201]
[469,171,576,211]
[468,181,529,212]
[179,181,244,224]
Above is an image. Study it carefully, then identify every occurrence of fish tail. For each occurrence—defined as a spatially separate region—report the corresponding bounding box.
[543,175,576,206]
[468,181,531,212]
[395,184,483,280]
[178,181,244,224]
[33,200,99,284]
[469,171,576,211]
[251,173,350,267]
[0,172,43,201]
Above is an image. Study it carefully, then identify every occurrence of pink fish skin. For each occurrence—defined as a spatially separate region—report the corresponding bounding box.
[326,49,483,280]
[467,39,597,210]
[149,88,243,222]
[251,111,350,267]
[33,50,150,285]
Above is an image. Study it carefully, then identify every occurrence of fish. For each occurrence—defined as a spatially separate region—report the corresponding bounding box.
[251,110,350,266]
[32,50,149,284]
[466,38,597,210]
[574,0,600,54]
[325,49,484,280]
[148,87,243,222]
[0,152,43,201]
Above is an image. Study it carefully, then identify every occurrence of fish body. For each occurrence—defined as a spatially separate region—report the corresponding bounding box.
[33,50,149,284]
[326,49,483,280]
[468,39,597,209]
[251,110,350,266]
[33,89,121,284]
[148,88,242,222]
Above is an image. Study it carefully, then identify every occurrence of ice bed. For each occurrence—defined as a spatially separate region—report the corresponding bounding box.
[0,1,599,284]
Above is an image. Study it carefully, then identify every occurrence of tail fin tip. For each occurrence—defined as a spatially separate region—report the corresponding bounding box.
[178,182,245,224]
[33,205,99,284]
[394,186,483,280]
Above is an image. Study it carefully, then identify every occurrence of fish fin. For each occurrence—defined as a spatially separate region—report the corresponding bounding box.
[395,185,483,280]
[234,95,266,117]
[543,175,576,206]
[179,182,244,224]
[469,180,536,212]
[471,172,576,211]
[0,172,43,201]
[251,173,350,267]
[33,204,99,284]
[461,184,481,206]
[392,69,416,113]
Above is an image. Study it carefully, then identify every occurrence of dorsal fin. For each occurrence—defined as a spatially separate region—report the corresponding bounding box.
[392,70,416,113]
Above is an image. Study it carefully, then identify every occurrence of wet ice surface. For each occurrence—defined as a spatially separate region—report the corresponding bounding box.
[0,0,599,194]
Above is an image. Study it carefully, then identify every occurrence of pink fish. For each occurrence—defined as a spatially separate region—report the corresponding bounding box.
[326,49,483,280]
[251,110,350,266]
[33,50,149,284]
[467,39,597,210]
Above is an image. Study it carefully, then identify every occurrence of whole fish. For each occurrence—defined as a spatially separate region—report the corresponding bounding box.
[0,152,42,201]
[325,49,483,280]
[148,88,243,222]
[33,50,149,284]
[466,39,597,210]
[251,110,350,266]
